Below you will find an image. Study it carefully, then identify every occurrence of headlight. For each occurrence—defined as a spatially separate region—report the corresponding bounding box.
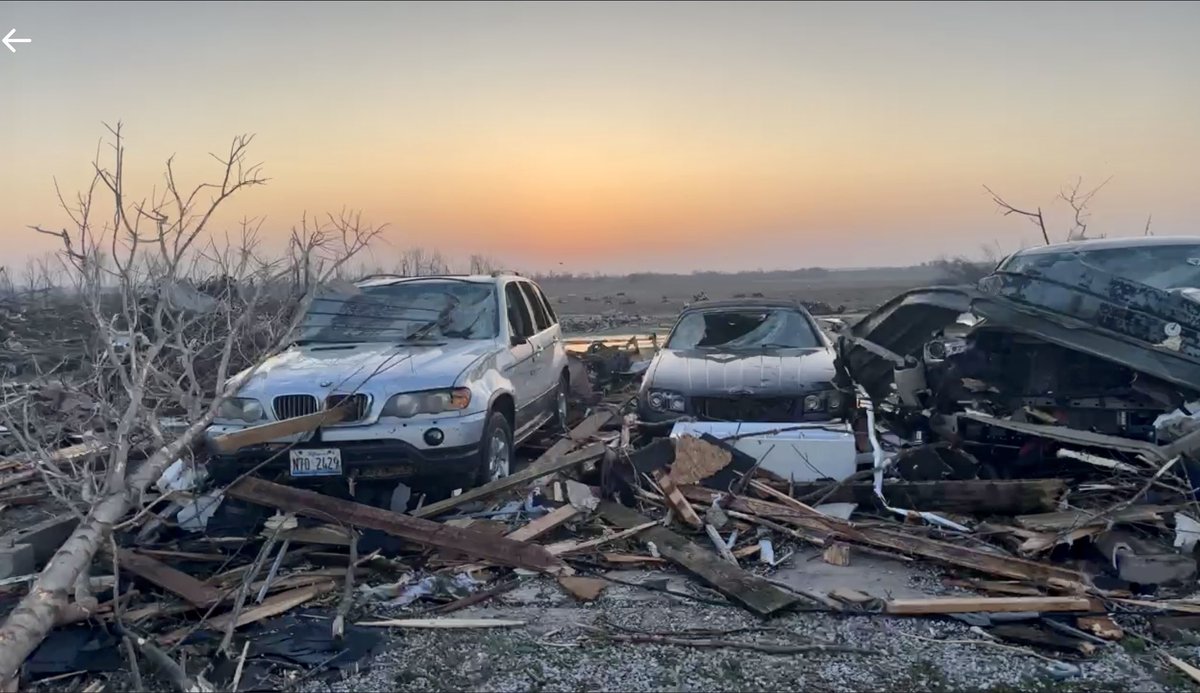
[826,390,843,411]
[381,388,471,418]
[803,394,824,412]
[647,389,686,413]
[217,397,264,423]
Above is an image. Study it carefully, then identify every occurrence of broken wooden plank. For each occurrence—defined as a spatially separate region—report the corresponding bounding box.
[207,581,335,632]
[704,524,739,566]
[771,478,1067,515]
[822,542,851,567]
[885,596,1091,615]
[1018,526,1105,555]
[505,505,580,542]
[1166,655,1200,686]
[657,471,703,528]
[357,618,525,629]
[116,549,223,608]
[597,501,800,616]
[691,489,1091,591]
[1015,505,1175,532]
[412,441,609,519]
[546,520,658,556]
[211,406,351,453]
[0,470,38,492]
[1077,615,1124,640]
[601,552,667,566]
[557,576,609,601]
[227,477,570,575]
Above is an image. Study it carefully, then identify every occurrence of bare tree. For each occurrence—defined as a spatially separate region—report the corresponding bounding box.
[469,253,498,275]
[1060,176,1112,241]
[0,123,380,686]
[984,175,1145,245]
[983,184,1050,245]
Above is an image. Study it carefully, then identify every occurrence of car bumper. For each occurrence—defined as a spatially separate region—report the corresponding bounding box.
[203,411,489,484]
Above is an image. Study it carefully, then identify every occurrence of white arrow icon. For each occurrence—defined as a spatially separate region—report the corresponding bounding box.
[3,29,31,53]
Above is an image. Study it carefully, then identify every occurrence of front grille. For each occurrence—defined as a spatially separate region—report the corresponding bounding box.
[273,394,319,420]
[327,393,370,422]
[694,396,798,422]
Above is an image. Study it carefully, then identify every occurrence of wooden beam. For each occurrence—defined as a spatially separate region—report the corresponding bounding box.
[1015,505,1175,532]
[412,441,609,519]
[211,406,350,453]
[505,505,580,542]
[885,596,1091,615]
[116,549,222,608]
[227,477,569,574]
[598,501,800,616]
[656,471,703,528]
[766,478,1067,515]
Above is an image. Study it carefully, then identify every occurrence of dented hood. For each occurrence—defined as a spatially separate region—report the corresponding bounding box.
[644,346,836,397]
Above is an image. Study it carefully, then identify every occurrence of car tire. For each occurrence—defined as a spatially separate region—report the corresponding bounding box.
[475,411,514,486]
[552,372,570,433]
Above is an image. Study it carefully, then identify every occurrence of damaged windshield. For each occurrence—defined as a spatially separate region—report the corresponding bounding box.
[667,308,821,350]
[298,280,498,344]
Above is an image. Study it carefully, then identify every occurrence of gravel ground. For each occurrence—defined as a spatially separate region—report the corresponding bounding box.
[293,571,1179,693]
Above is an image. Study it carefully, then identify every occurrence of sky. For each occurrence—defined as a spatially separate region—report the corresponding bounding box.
[2,1,1198,275]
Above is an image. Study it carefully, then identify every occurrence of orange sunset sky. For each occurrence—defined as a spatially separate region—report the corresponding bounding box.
[2,1,1198,274]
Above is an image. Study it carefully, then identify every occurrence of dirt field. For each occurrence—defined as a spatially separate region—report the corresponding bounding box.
[538,265,943,321]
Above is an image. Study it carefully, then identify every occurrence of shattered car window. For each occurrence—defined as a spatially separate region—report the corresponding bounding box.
[298,280,498,343]
[1001,244,1200,291]
[667,309,820,350]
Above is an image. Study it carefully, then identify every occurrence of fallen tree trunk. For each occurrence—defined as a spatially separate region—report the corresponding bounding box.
[0,414,218,689]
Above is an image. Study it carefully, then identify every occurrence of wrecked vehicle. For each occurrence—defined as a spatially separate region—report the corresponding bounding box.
[637,298,850,424]
[204,273,570,497]
[837,237,1200,453]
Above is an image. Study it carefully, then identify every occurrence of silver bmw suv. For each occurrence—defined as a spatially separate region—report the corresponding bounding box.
[204,272,570,495]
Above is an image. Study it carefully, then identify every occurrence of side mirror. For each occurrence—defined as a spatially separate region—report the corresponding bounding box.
[510,335,527,347]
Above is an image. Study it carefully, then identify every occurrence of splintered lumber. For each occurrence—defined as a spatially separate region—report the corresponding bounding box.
[1166,656,1200,686]
[1015,505,1176,532]
[943,579,1044,597]
[505,505,580,542]
[597,501,800,616]
[228,477,569,574]
[212,406,350,453]
[771,478,1067,515]
[885,596,1091,615]
[116,549,222,608]
[822,543,851,567]
[682,488,1091,591]
[412,441,609,519]
[1077,615,1124,640]
[558,576,609,601]
[546,520,658,556]
[657,471,703,528]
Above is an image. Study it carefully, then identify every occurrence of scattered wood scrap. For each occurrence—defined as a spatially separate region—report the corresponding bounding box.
[1077,615,1124,640]
[115,549,222,608]
[598,501,800,616]
[412,442,608,519]
[823,542,851,567]
[211,406,350,453]
[885,596,1091,615]
[1015,505,1175,532]
[506,505,581,542]
[655,471,703,528]
[227,477,571,575]
[558,576,609,601]
[774,478,1068,515]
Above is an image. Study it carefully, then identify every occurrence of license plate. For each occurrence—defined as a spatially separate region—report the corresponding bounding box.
[289,448,343,477]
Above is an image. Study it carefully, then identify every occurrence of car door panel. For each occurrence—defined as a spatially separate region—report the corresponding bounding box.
[518,281,558,420]
[503,282,539,432]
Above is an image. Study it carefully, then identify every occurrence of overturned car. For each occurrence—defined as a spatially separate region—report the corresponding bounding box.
[836,237,1200,462]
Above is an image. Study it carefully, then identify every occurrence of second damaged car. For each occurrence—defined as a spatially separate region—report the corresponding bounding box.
[837,236,1200,458]
[638,298,850,424]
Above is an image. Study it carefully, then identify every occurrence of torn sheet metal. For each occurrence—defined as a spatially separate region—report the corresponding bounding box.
[864,396,971,533]
[668,421,856,483]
